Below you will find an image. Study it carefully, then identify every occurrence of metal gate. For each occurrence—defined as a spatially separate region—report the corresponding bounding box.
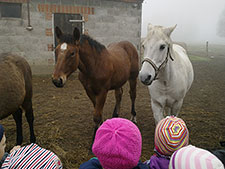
[53,13,83,61]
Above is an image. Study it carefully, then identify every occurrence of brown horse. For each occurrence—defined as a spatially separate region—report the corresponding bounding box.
[0,53,36,145]
[52,27,139,143]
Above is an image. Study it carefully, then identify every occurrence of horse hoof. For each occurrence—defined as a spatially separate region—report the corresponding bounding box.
[30,136,36,143]
[220,141,225,147]
[88,149,94,155]
[130,116,137,124]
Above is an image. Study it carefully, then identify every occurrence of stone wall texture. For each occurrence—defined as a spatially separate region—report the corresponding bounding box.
[0,0,143,65]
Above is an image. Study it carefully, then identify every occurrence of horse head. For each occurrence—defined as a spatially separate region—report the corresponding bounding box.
[139,24,176,85]
[52,27,80,87]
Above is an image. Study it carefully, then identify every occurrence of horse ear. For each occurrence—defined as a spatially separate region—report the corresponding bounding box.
[55,26,63,40]
[73,27,80,42]
[147,23,154,33]
[164,24,177,37]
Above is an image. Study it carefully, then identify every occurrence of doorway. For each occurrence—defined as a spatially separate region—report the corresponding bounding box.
[53,13,83,61]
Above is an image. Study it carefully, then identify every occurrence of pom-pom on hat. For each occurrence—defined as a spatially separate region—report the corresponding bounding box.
[0,124,4,142]
[92,118,142,169]
[155,116,189,156]
[169,145,225,169]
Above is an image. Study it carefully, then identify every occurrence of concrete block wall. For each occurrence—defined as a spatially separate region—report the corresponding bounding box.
[86,1,142,48]
[0,0,143,65]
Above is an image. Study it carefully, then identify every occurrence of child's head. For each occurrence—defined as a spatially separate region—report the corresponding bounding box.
[0,124,6,160]
[2,143,63,168]
[154,116,189,156]
[92,118,142,169]
[169,145,224,169]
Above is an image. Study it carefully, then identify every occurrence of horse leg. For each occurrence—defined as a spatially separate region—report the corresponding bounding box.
[129,78,137,123]
[112,88,123,117]
[84,89,96,107]
[165,107,171,116]
[171,99,184,117]
[12,108,23,145]
[23,100,36,143]
[79,74,96,106]
[151,100,164,125]
[168,107,172,115]
[90,90,108,152]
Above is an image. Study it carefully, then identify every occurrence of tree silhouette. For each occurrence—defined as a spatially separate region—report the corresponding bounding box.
[217,8,225,37]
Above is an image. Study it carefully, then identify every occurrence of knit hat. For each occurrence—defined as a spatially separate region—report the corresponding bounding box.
[0,124,4,142]
[92,118,142,169]
[155,116,189,156]
[169,145,225,169]
[2,143,63,169]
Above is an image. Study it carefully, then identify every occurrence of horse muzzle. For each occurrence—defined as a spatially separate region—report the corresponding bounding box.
[52,78,64,88]
[139,73,153,86]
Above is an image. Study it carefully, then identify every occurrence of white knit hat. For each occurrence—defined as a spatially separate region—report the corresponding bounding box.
[169,145,224,169]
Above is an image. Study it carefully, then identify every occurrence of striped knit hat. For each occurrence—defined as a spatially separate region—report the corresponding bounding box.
[155,116,189,156]
[169,145,225,169]
[2,143,63,169]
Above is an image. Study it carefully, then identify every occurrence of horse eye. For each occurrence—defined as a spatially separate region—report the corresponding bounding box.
[70,52,75,56]
[160,44,166,50]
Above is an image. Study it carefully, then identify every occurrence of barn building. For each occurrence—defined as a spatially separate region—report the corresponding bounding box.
[0,0,143,65]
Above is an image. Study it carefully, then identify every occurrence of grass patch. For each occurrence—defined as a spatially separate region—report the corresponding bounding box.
[189,55,210,61]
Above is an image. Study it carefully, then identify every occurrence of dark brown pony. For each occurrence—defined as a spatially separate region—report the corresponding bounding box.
[0,53,35,145]
[52,27,139,143]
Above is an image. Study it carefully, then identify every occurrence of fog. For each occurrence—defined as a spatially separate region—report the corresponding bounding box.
[217,7,225,38]
[141,0,225,44]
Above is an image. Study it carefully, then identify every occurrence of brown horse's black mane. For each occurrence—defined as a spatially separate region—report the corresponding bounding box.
[59,34,106,53]
[80,34,106,53]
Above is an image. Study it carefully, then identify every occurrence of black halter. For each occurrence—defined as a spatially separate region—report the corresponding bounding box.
[141,46,174,81]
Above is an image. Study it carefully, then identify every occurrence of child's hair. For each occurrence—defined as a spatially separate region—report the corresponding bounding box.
[169,145,224,169]
[155,116,189,156]
[92,118,142,169]
[0,124,4,142]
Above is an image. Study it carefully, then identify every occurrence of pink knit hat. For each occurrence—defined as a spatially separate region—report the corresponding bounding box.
[169,145,224,169]
[155,116,189,156]
[92,118,142,169]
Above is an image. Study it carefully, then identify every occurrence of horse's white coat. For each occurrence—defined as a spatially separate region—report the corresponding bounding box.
[60,43,67,51]
[139,24,194,124]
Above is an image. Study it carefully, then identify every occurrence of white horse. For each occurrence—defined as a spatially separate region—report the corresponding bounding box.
[139,24,194,124]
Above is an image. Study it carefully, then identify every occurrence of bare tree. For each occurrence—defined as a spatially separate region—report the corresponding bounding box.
[217,8,225,37]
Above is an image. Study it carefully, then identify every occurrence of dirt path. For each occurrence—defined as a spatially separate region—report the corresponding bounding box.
[1,56,225,168]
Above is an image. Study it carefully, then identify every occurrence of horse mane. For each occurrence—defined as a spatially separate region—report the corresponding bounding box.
[144,26,172,45]
[80,34,106,53]
[0,53,11,62]
[59,33,106,53]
